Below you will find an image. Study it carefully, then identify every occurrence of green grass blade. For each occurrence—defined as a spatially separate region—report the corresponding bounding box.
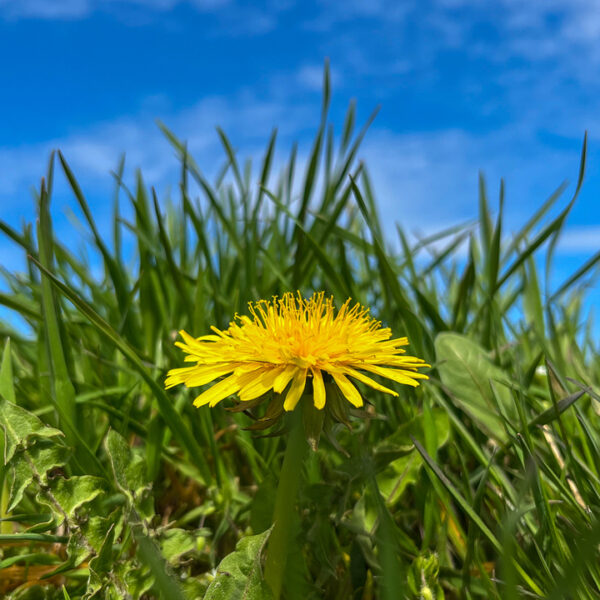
[28,256,212,485]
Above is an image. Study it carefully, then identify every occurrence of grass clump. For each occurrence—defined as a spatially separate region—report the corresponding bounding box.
[1,69,600,599]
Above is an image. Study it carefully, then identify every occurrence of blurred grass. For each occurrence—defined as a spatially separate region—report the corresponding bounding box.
[0,65,600,599]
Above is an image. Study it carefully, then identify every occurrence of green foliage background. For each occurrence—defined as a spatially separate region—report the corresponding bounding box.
[1,69,600,598]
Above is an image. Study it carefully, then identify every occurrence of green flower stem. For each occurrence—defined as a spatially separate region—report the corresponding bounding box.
[264,401,308,599]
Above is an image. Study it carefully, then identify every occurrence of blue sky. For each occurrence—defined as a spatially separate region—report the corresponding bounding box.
[1,0,599,320]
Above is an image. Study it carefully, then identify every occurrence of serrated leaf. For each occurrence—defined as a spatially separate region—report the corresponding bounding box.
[204,528,274,600]
[38,475,107,521]
[8,442,69,512]
[0,398,63,464]
[68,510,122,565]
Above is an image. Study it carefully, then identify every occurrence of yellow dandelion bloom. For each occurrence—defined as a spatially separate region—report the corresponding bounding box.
[165,292,429,411]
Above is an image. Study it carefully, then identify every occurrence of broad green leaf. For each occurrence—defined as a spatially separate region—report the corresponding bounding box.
[160,528,197,565]
[8,442,69,511]
[204,528,274,600]
[68,510,122,565]
[0,398,63,464]
[39,475,107,520]
[435,332,517,441]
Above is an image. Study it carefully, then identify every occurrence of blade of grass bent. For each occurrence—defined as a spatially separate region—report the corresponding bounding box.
[28,256,212,486]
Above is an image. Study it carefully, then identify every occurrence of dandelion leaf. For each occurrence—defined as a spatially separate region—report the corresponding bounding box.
[0,397,63,464]
[8,442,69,512]
[204,528,274,600]
[38,475,108,520]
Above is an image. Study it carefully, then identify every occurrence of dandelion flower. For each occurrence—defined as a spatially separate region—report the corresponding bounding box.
[165,292,428,411]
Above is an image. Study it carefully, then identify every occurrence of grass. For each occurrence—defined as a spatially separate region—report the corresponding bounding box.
[1,67,600,598]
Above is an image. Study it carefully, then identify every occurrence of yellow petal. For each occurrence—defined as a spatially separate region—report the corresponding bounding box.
[192,374,242,407]
[234,362,271,375]
[311,368,326,409]
[331,372,363,407]
[179,329,198,345]
[196,334,222,342]
[340,366,398,397]
[164,366,197,388]
[283,369,308,411]
[273,364,297,393]
[184,364,240,387]
[386,356,430,368]
[361,364,427,386]
[238,366,285,401]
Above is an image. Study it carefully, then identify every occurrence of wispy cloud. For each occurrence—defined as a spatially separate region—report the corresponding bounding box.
[295,63,342,91]
[0,86,590,252]
[0,0,247,20]
[0,0,597,262]
[0,89,317,225]
[0,0,90,19]
[0,0,286,37]
[557,226,600,254]
[361,124,587,236]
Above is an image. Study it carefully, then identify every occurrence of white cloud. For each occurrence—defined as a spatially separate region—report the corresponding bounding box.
[0,0,232,20]
[0,90,318,230]
[431,0,600,80]
[357,121,595,260]
[557,226,600,254]
[0,0,285,38]
[0,0,91,19]
[0,88,590,253]
[296,63,342,91]
[307,0,412,31]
